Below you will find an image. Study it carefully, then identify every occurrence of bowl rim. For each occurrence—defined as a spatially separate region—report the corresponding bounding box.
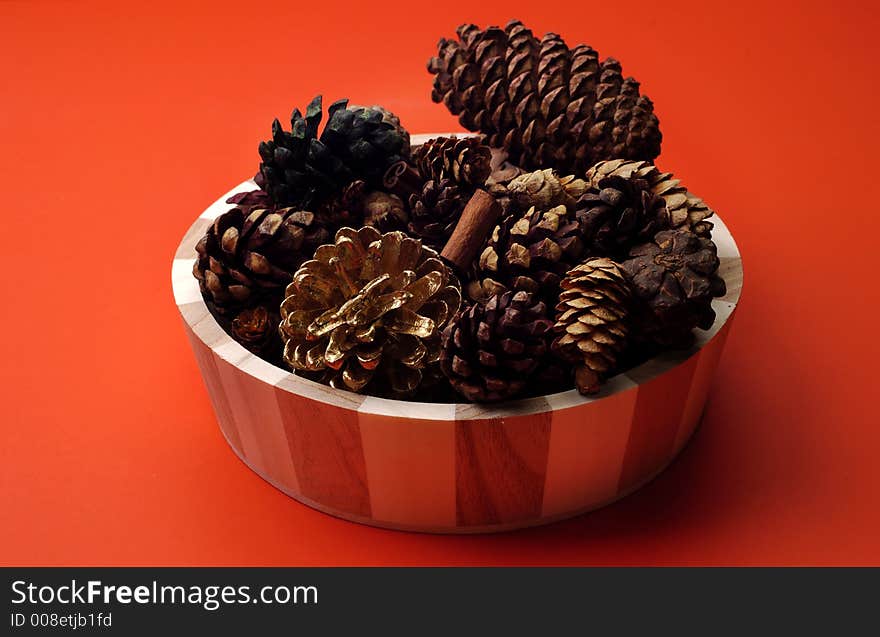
[172,133,743,421]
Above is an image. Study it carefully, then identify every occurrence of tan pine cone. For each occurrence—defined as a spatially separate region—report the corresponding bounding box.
[552,258,632,394]
[279,228,462,397]
[505,169,587,211]
[586,159,714,237]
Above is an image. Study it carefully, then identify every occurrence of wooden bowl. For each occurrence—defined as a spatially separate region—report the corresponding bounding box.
[172,135,743,533]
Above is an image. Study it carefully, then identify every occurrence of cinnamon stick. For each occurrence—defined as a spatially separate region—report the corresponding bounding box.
[382,160,423,199]
[440,188,501,273]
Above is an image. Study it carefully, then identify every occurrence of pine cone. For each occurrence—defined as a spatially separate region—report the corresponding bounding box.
[473,204,585,301]
[362,190,408,233]
[575,174,668,259]
[226,189,274,212]
[314,179,368,229]
[256,96,410,209]
[193,205,330,314]
[506,169,587,211]
[279,228,462,397]
[427,20,661,174]
[621,229,727,348]
[231,305,281,360]
[407,178,467,251]
[353,103,411,154]
[440,290,554,402]
[487,146,523,185]
[552,259,631,394]
[413,136,491,189]
[586,159,714,237]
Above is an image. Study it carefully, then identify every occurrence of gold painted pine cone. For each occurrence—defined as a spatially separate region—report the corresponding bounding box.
[552,258,631,395]
[279,227,462,397]
[586,159,715,237]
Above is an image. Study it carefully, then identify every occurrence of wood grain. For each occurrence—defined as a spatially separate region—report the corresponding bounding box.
[455,407,553,527]
[215,354,300,494]
[358,399,456,528]
[541,377,639,518]
[618,353,700,493]
[275,384,371,519]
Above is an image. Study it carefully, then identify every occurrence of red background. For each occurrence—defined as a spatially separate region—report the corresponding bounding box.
[2,0,878,565]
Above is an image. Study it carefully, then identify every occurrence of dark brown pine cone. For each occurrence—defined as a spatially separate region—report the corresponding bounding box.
[440,290,554,402]
[362,190,408,233]
[352,103,412,156]
[314,179,368,229]
[621,229,727,348]
[230,305,281,361]
[575,174,668,259]
[586,160,715,237]
[256,96,410,210]
[193,205,330,314]
[472,204,585,302]
[226,179,371,231]
[407,179,467,251]
[427,20,661,174]
[413,136,491,189]
[552,259,631,394]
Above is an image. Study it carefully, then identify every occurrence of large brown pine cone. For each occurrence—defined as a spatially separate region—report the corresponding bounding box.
[575,173,668,259]
[279,228,461,397]
[193,205,330,314]
[586,159,714,237]
[472,204,585,302]
[621,229,726,348]
[440,290,554,402]
[552,259,631,394]
[427,20,661,174]
[413,136,492,189]
[407,178,467,251]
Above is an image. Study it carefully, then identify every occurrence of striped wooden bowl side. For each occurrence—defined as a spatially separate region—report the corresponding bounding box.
[172,139,742,533]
